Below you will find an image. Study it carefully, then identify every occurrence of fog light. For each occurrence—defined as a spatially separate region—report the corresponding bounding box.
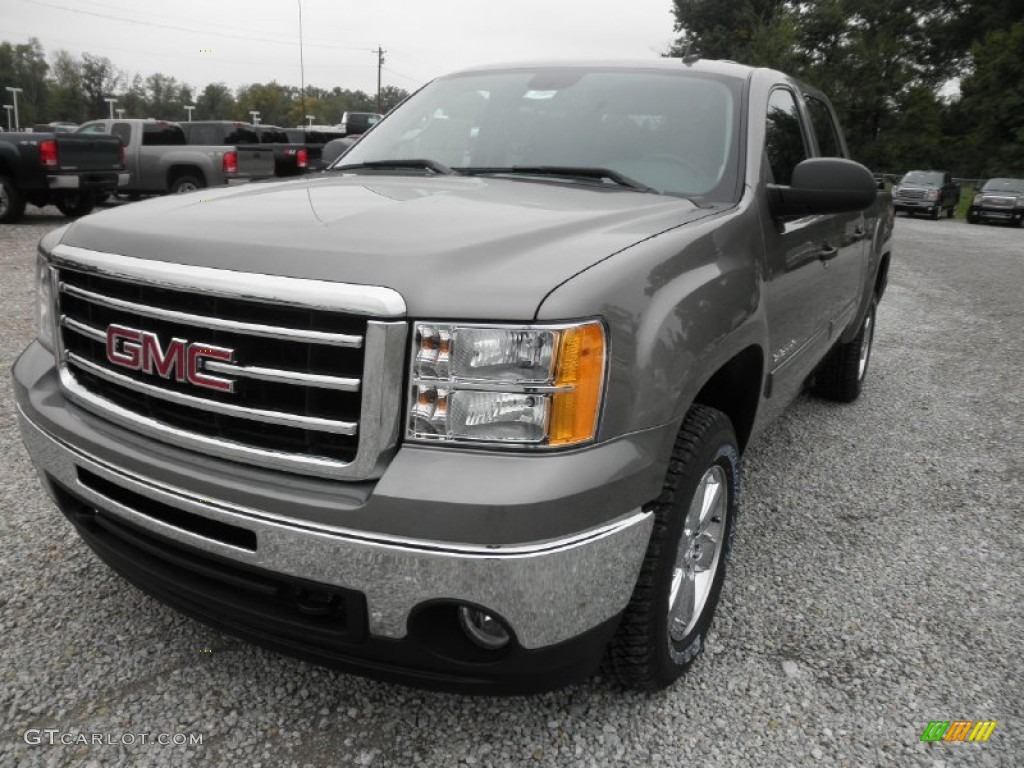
[457,606,511,650]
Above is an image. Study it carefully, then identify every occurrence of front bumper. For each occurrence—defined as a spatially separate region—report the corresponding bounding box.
[968,205,1023,224]
[13,342,658,691]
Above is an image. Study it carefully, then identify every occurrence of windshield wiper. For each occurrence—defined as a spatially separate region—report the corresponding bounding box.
[462,166,657,193]
[332,159,456,175]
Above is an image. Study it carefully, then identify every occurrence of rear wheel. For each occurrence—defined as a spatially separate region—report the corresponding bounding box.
[812,297,877,403]
[0,174,27,223]
[606,405,739,690]
[53,190,96,218]
[169,174,205,194]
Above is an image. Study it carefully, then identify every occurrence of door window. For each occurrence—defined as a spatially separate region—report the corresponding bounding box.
[765,89,808,186]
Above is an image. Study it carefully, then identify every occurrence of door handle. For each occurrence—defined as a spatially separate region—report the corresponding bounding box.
[819,244,839,261]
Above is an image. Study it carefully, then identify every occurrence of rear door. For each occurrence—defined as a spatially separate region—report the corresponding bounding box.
[760,86,842,399]
[801,91,867,336]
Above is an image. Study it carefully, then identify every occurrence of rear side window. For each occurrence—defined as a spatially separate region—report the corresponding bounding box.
[259,130,288,144]
[224,127,259,144]
[804,95,843,158]
[765,88,808,186]
[112,123,131,145]
[142,124,186,146]
[78,123,108,134]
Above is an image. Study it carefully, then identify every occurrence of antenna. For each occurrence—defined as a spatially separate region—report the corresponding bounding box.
[298,0,307,128]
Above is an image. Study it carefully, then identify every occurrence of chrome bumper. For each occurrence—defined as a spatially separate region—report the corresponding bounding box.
[16,403,653,649]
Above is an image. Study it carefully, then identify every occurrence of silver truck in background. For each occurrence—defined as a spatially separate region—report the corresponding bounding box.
[76,119,268,195]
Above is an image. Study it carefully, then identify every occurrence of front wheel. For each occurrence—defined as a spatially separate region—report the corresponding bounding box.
[606,405,739,690]
[53,190,96,218]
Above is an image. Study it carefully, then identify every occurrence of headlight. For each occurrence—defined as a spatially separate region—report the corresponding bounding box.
[407,321,606,447]
[35,252,56,352]
[924,189,939,201]
[973,194,983,205]
[1015,196,1024,209]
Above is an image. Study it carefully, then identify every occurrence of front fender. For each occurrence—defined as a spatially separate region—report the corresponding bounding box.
[535,201,767,441]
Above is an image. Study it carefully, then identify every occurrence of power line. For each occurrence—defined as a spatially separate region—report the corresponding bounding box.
[20,0,374,51]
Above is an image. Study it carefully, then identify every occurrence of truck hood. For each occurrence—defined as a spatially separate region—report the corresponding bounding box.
[61,174,712,319]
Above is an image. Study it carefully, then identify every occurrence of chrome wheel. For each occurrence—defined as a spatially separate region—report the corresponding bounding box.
[668,464,727,641]
[857,308,874,381]
[176,181,198,193]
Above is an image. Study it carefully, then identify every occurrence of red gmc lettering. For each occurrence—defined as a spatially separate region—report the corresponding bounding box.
[187,345,235,392]
[141,334,187,380]
[105,326,235,393]
[105,325,142,369]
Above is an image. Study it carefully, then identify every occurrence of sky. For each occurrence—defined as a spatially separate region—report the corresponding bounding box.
[2,0,681,96]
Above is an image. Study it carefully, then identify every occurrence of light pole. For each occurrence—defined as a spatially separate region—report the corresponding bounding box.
[249,110,260,125]
[5,87,23,131]
[105,97,117,119]
[116,108,125,119]
[305,114,315,127]
[184,104,196,122]
[3,104,13,132]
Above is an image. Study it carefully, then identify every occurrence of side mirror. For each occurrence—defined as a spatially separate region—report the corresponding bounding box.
[768,158,877,217]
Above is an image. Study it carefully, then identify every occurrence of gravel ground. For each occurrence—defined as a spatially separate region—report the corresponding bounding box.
[1,206,1021,767]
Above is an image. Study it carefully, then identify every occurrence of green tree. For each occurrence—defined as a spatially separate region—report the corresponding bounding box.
[196,82,235,120]
[955,22,1024,176]
[48,48,85,122]
[0,37,49,127]
[79,53,122,119]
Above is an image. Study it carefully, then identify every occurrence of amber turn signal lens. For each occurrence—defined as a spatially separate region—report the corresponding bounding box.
[549,323,605,445]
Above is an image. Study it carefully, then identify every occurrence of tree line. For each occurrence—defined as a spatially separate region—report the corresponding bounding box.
[670,0,1023,178]
[0,39,410,129]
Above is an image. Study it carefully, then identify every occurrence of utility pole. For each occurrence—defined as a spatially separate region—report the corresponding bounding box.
[249,110,260,125]
[373,46,386,113]
[305,114,315,126]
[115,108,125,119]
[5,87,23,131]
[3,104,13,131]
[105,97,117,119]
[184,104,196,122]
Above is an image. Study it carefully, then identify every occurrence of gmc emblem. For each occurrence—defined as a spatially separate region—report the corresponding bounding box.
[105,324,236,393]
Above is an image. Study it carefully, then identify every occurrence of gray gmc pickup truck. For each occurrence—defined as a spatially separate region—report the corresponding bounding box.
[13,59,893,694]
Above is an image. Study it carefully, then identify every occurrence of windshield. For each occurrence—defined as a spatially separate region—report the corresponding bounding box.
[982,178,1024,195]
[900,171,944,187]
[338,67,743,200]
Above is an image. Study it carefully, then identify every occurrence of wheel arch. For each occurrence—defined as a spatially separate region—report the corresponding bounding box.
[166,164,205,188]
[688,344,764,453]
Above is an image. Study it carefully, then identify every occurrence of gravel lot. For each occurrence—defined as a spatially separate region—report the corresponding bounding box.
[1,206,1021,767]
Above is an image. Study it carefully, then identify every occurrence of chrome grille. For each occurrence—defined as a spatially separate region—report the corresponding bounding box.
[980,195,1015,209]
[50,245,407,480]
[896,188,926,200]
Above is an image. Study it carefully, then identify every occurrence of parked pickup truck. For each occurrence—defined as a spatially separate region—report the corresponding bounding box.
[892,170,960,219]
[0,130,127,222]
[76,119,256,195]
[13,59,892,694]
[252,125,309,177]
[179,121,277,181]
[967,177,1024,227]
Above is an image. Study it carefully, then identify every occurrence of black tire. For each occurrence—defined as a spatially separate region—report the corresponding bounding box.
[812,297,877,403]
[0,174,27,223]
[929,207,940,220]
[606,405,740,691]
[945,206,954,219]
[967,212,979,224]
[53,190,96,218]
[169,174,205,194]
